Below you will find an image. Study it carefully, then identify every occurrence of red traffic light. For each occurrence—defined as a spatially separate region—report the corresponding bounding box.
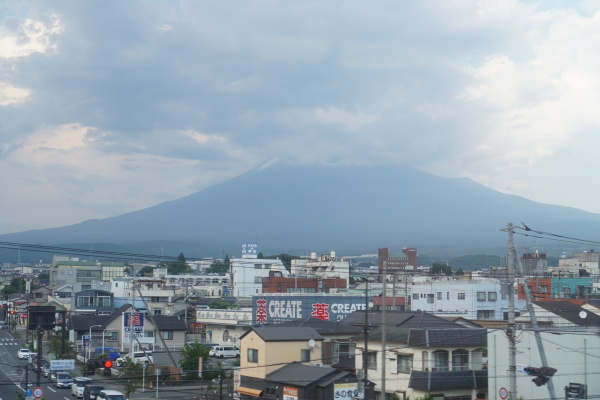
[103,360,113,368]
[9,311,15,314]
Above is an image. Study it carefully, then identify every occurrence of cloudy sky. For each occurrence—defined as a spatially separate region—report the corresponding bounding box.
[1,0,600,235]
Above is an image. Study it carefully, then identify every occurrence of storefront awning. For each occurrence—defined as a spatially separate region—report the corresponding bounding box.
[237,387,263,397]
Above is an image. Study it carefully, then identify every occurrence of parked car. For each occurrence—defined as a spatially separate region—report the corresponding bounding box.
[116,351,153,366]
[71,377,93,398]
[94,347,121,360]
[17,348,30,359]
[83,384,105,400]
[209,345,240,358]
[97,389,128,400]
[55,371,73,388]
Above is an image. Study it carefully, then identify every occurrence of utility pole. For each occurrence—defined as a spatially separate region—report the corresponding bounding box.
[502,223,517,400]
[362,279,369,400]
[381,264,387,400]
[512,228,557,400]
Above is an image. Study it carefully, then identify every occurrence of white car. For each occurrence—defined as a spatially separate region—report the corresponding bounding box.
[71,377,93,398]
[98,389,128,400]
[17,348,30,359]
[209,345,240,358]
[116,351,153,366]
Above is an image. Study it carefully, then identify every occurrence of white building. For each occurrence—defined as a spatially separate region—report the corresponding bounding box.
[291,251,350,281]
[410,278,526,320]
[229,243,289,297]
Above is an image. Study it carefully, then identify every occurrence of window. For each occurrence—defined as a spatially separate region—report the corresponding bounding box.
[397,354,412,373]
[332,341,354,363]
[301,349,310,362]
[432,350,449,372]
[144,331,154,338]
[413,294,419,300]
[107,331,118,340]
[537,286,548,294]
[458,293,465,300]
[447,292,450,300]
[153,309,162,315]
[366,351,377,370]
[427,294,434,304]
[477,310,495,319]
[488,292,497,301]
[254,277,263,284]
[437,292,442,300]
[163,331,173,340]
[477,292,486,301]
[265,387,276,395]
[254,264,262,269]
[452,349,469,371]
[97,296,111,307]
[248,348,258,363]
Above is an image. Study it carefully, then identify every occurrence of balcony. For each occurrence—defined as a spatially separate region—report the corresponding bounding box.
[408,369,487,391]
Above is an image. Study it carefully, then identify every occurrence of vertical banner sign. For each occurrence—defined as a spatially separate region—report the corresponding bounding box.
[198,357,203,377]
[283,387,298,400]
[123,312,144,340]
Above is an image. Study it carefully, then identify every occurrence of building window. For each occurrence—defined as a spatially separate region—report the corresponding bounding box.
[265,387,276,395]
[153,309,162,315]
[437,292,442,300]
[432,350,449,372]
[254,264,262,269]
[366,351,377,370]
[107,331,118,340]
[477,310,495,319]
[477,292,486,301]
[427,294,434,304]
[452,349,469,371]
[488,292,497,301]
[537,286,548,294]
[413,294,419,300]
[458,293,465,300]
[254,277,263,284]
[248,348,258,363]
[332,341,354,363]
[163,331,173,340]
[97,296,111,307]
[301,349,310,362]
[397,354,412,373]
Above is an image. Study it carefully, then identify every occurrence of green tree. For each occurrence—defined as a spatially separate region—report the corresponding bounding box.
[1,278,26,296]
[120,358,144,395]
[455,268,465,276]
[208,300,236,310]
[158,252,192,275]
[37,272,49,280]
[430,263,452,276]
[206,255,231,274]
[48,331,74,358]
[179,342,211,381]
[140,265,154,276]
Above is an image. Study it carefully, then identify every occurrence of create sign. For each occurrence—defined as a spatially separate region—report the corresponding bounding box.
[252,295,366,324]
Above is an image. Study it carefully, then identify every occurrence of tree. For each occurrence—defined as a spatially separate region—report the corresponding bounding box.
[1,278,25,296]
[158,252,192,275]
[208,300,236,310]
[139,265,154,276]
[179,342,211,381]
[37,273,49,280]
[455,268,465,276]
[119,358,144,395]
[430,263,452,276]
[261,254,300,271]
[49,330,74,358]
[206,255,231,274]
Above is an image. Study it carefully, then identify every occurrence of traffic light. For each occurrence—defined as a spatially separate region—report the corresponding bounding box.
[103,360,112,377]
[524,366,557,387]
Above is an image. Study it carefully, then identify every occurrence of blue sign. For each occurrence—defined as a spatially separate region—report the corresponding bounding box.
[123,312,145,339]
[82,335,90,347]
[51,359,75,370]
[252,294,367,324]
[242,243,258,257]
[26,389,32,397]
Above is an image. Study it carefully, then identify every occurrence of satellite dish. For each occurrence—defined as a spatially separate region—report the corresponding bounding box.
[579,311,588,319]
[308,339,316,348]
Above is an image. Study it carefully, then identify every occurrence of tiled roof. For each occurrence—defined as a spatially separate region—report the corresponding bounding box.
[270,317,362,335]
[245,326,324,342]
[341,311,463,329]
[266,362,351,387]
[534,301,600,326]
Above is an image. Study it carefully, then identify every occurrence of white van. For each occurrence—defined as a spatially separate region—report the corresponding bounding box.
[116,351,153,366]
[209,345,239,358]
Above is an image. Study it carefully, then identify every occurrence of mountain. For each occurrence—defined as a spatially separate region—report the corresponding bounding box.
[1,164,599,260]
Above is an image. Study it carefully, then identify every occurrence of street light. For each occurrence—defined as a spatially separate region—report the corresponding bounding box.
[102,329,108,353]
[88,325,102,361]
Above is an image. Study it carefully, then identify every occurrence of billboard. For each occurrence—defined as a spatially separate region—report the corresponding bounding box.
[122,312,144,340]
[252,295,366,324]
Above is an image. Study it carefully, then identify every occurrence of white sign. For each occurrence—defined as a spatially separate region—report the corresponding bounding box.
[333,383,362,399]
[33,387,44,399]
[51,359,75,370]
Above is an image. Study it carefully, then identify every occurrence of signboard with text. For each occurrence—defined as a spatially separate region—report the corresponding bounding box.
[252,295,366,324]
[123,312,145,340]
[51,359,75,370]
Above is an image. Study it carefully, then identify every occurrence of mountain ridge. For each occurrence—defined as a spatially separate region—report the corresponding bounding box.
[1,164,598,261]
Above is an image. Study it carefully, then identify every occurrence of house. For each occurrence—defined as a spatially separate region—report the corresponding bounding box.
[516,300,600,330]
[70,304,187,354]
[355,326,488,400]
[74,289,114,315]
[237,325,373,399]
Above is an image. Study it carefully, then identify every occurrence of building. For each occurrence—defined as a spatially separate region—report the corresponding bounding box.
[50,257,125,286]
[229,247,289,297]
[378,248,417,274]
[521,252,548,275]
[410,278,526,320]
[355,327,488,400]
[290,251,350,281]
[261,270,347,294]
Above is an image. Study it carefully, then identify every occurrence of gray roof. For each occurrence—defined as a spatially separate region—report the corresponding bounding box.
[407,328,487,347]
[266,362,353,387]
[271,317,362,335]
[409,369,488,391]
[242,326,324,342]
[340,311,463,329]
[534,301,600,326]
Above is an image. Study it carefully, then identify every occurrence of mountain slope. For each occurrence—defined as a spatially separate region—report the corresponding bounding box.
[1,164,599,256]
